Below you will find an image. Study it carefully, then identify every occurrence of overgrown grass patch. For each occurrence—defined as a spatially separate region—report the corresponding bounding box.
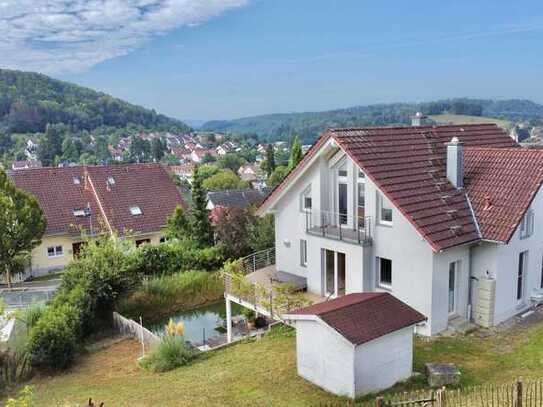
[116,270,224,323]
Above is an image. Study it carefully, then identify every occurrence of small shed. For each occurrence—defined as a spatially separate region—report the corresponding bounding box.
[284,293,426,398]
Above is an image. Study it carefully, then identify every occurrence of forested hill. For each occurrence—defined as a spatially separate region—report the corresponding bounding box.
[202,99,543,143]
[0,69,189,134]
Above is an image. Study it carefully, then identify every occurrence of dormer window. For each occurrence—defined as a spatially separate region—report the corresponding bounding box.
[73,209,86,217]
[130,206,142,216]
[73,176,81,185]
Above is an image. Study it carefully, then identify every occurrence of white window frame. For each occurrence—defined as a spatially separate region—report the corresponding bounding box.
[47,245,64,258]
[378,192,393,226]
[376,257,392,289]
[300,239,307,267]
[520,209,535,239]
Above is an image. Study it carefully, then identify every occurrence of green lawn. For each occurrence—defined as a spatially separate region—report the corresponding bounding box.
[21,316,543,406]
[429,114,511,130]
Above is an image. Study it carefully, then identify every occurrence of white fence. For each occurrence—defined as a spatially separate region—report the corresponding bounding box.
[112,312,160,350]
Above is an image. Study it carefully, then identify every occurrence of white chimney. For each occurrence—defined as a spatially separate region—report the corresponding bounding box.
[446,137,464,189]
[411,112,427,127]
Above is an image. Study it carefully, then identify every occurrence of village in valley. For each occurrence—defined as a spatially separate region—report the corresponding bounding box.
[2,1,543,407]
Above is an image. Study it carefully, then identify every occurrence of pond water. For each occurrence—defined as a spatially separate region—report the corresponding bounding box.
[147,300,243,344]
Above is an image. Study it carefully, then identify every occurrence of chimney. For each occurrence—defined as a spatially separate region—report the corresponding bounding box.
[446,137,464,189]
[411,112,427,127]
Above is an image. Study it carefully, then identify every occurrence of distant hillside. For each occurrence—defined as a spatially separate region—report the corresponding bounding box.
[0,69,190,134]
[203,98,543,143]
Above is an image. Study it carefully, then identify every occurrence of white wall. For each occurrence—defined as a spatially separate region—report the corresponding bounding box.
[295,319,355,398]
[364,176,435,335]
[431,246,471,334]
[354,326,414,397]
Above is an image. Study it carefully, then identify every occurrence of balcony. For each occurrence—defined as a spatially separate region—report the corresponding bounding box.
[304,209,372,246]
[224,248,325,320]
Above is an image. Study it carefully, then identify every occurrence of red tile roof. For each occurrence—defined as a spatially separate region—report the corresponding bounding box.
[290,293,426,345]
[259,124,518,251]
[10,164,185,237]
[464,147,543,243]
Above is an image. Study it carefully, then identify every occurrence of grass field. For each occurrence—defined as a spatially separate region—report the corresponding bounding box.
[20,313,543,406]
[429,114,511,129]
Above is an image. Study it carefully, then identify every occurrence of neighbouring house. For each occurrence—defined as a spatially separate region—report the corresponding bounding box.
[216,142,237,156]
[191,148,216,163]
[238,163,258,182]
[207,188,269,223]
[284,293,426,398]
[11,160,42,171]
[10,163,185,278]
[224,122,543,339]
[169,163,196,184]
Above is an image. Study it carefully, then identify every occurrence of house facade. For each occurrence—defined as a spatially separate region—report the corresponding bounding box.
[10,163,185,278]
[257,124,543,336]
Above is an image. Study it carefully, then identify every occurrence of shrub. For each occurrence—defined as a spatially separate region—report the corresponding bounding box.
[134,240,224,276]
[19,304,44,329]
[27,304,80,369]
[139,336,197,372]
[5,385,35,407]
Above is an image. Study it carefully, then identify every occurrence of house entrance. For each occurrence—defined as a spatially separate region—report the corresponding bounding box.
[323,249,346,297]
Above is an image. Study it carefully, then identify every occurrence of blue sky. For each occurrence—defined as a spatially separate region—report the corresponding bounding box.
[2,1,543,120]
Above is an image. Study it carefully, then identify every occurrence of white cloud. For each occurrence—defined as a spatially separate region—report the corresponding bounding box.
[0,0,249,73]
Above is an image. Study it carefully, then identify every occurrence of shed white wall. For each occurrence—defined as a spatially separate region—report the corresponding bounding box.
[295,319,355,398]
[354,326,414,397]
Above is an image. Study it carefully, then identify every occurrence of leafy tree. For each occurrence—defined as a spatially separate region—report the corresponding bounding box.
[201,153,216,164]
[197,164,219,181]
[129,135,151,163]
[202,170,248,191]
[189,166,213,247]
[268,165,289,188]
[79,152,97,165]
[166,205,190,240]
[0,169,46,286]
[288,135,303,170]
[0,131,13,156]
[37,123,64,166]
[217,153,244,172]
[61,137,81,163]
[151,138,166,162]
[265,144,275,177]
[215,207,252,258]
[247,213,275,252]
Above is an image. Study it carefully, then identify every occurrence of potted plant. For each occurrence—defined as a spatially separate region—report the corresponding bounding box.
[242,308,256,331]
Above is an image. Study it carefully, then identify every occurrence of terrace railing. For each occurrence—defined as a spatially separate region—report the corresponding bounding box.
[239,247,276,275]
[305,209,372,244]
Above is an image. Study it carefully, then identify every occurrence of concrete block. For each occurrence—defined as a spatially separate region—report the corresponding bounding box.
[425,363,461,388]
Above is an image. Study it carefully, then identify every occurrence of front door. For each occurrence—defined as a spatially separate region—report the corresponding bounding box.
[448,262,457,315]
[325,249,335,296]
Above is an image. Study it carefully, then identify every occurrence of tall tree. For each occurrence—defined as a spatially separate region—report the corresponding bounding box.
[151,138,166,162]
[61,138,81,163]
[0,169,46,286]
[288,135,303,171]
[166,204,190,240]
[190,166,213,247]
[265,144,275,177]
[38,123,64,166]
[215,207,252,258]
[95,135,111,163]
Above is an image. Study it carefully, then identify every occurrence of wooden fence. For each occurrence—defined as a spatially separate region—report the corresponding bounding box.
[317,379,543,407]
[112,312,160,350]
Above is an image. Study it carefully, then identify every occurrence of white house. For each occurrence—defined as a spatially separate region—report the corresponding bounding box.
[254,123,543,336]
[284,292,426,398]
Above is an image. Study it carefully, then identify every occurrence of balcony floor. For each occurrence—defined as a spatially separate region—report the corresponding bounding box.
[307,225,371,246]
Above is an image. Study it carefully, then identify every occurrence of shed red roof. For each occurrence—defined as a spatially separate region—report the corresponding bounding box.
[290,293,426,345]
[259,123,518,251]
[464,147,543,242]
[10,164,185,237]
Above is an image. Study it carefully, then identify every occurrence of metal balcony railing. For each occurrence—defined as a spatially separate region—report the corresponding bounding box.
[305,209,372,244]
[239,247,276,275]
